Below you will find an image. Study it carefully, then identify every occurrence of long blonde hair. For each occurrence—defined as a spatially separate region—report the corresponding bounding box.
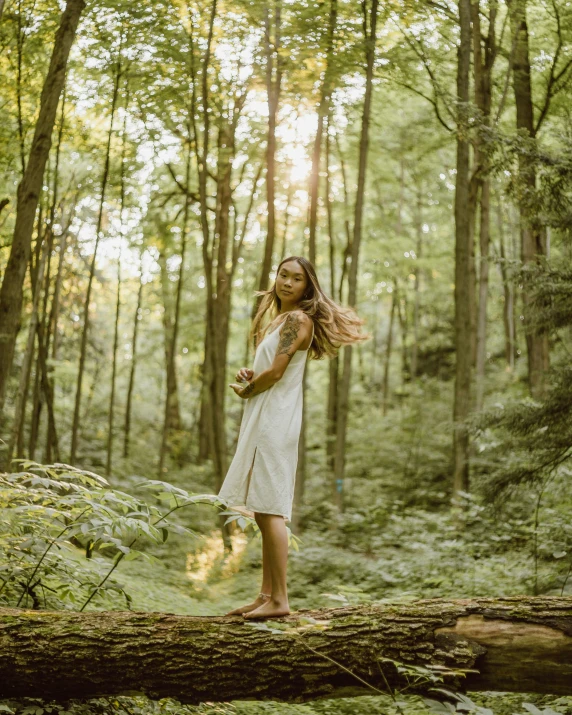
[250,255,371,360]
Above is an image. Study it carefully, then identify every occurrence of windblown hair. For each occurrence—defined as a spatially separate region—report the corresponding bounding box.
[250,255,371,360]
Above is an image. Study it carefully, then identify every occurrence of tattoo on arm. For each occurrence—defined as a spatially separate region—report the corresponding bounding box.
[277,312,302,359]
[241,381,256,398]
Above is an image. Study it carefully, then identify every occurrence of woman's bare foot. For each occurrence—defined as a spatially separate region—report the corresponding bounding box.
[242,597,290,620]
[226,593,270,616]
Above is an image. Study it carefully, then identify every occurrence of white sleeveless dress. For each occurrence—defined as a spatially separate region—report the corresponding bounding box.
[217,315,314,524]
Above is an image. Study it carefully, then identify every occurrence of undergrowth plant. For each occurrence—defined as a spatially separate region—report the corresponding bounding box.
[0,460,220,610]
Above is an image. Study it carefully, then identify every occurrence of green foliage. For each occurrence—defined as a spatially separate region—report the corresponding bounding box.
[0,461,218,610]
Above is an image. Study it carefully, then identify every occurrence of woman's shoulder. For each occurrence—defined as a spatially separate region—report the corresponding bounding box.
[283,310,313,333]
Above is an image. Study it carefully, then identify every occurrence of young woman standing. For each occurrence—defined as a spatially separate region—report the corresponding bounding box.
[217,255,369,619]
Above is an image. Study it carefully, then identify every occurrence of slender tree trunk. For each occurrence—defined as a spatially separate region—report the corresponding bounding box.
[0,0,85,418]
[16,0,26,175]
[253,0,282,314]
[308,0,337,265]
[106,245,121,475]
[208,119,240,482]
[475,179,490,410]
[334,132,353,301]
[382,288,396,416]
[468,180,478,367]
[297,0,338,521]
[70,48,121,464]
[18,189,47,459]
[333,0,379,510]
[6,239,49,465]
[198,336,212,461]
[507,0,549,398]
[395,280,409,383]
[497,198,516,369]
[27,229,52,458]
[30,88,67,460]
[123,254,143,459]
[325,118,339,480]
[473,0,496,411]
[452,0,472,498]
[45,216,75,461]
[158,247,182,438]
[107,89,129,476]
[411,187,422,378]
[36,318,60,463]
[189,0,232,550]
[280,175,293,262]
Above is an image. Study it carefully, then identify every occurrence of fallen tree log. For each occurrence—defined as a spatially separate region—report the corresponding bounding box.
[2,596,572,703]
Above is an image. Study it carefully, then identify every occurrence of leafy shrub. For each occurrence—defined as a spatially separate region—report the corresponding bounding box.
[0,461,219,611]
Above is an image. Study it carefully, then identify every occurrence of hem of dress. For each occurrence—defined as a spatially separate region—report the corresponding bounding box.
[219,499,290,523]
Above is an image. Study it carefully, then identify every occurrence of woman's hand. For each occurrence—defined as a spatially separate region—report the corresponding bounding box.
[229,383,244,397]
[229,367,254,398]
[235,367,253,382]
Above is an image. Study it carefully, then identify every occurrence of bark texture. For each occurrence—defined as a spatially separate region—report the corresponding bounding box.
[0,0,85,416]
[0,597,571,702]
[507,0,549,398]
[452,0,472,497]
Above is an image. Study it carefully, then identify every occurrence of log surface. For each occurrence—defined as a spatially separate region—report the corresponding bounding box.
[1,596,571,703]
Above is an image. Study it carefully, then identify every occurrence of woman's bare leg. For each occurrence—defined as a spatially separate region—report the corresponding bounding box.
[225,513,272,615]
[243,513,290,619]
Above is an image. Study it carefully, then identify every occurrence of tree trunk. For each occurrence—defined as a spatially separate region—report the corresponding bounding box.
[452,0,472,498]
[0,0,85,418]
[158,247,182,435]
[6,240,49,465]
[106,100,128,476]
[382,287,396,416]
[507,0,549,398]
[334,132,353,301]
[307,0,337,265]
[70,49,121,464]
[411,186,423,378]
[333,0,379,510]
[123,253,144,459]
[45,215,76,463]
[29,86,67,461]
[294,2,337,528]
[473,0,496,411]
[253,0,282,312]
[475,179,490,410]
[325,124,339,480]
[395,280,409,383]
[158,144,190,476]
[1,597,572,702]
[28,230,52,460]
[497,198,516,369]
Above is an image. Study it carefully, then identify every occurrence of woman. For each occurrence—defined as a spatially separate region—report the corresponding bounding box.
[217,255,369,620]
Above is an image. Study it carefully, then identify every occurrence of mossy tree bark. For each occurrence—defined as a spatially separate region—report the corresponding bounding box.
[1,597,571,703]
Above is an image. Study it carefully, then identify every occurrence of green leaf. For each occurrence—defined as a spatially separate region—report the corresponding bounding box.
[422,699,456,715]
[522,704,544,715]
[124,550,141,562]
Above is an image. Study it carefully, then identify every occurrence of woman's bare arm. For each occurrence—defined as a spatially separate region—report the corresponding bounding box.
[233,311,312,400]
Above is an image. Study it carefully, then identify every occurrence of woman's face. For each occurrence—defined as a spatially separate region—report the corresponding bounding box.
[276,260,308,306]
